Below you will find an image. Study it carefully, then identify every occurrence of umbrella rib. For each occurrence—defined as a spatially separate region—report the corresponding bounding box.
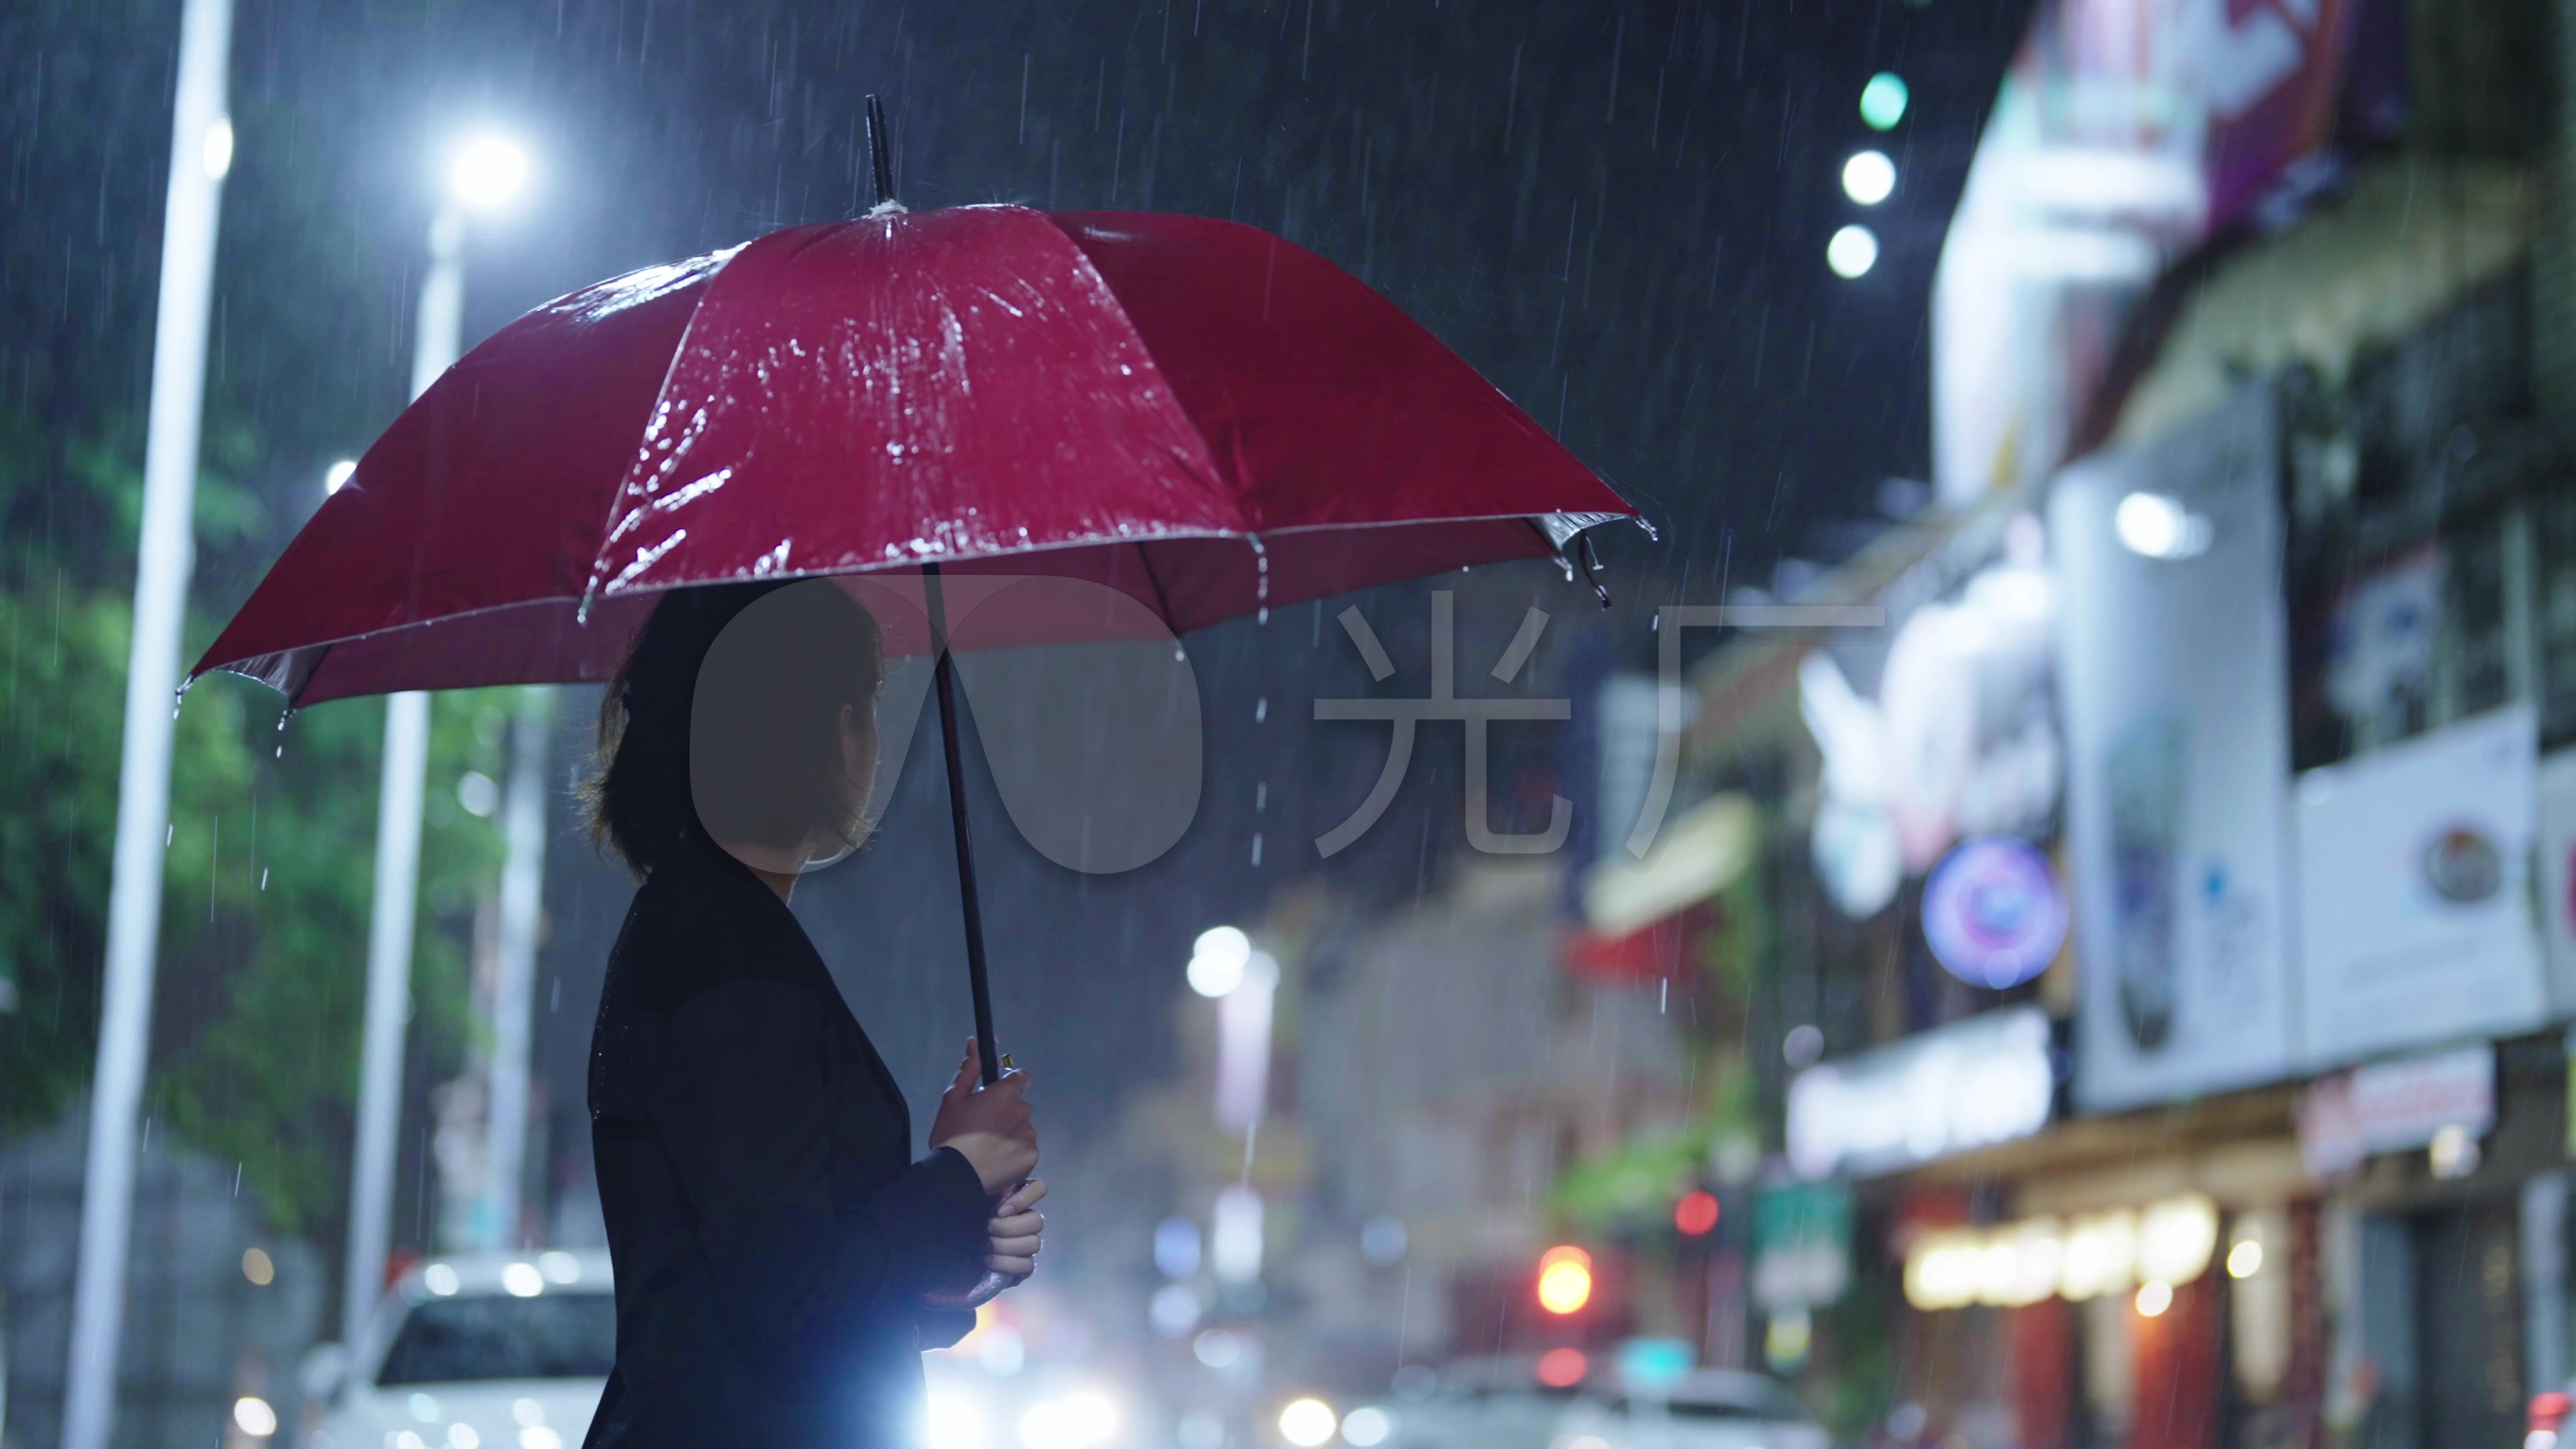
[282,640,334,712]
[1132,540,1181,635]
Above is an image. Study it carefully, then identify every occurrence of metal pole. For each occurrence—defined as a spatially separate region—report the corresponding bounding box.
[920,565,999,1088]
[481,690,551,1249]
[343,207,464,1346]
[61,2,231,1443]
[917,564,1018,1312]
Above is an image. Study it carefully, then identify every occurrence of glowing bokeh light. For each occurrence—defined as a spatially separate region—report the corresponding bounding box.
[1860,72,1910,130]
[1843,150,1896,205]
[1278,1399,1339,1448]
[1536,1348,1590,1388]
[1827,225,1880,278]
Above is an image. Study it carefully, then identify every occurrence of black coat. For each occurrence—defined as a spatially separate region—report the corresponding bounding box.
[581,832,990,1448]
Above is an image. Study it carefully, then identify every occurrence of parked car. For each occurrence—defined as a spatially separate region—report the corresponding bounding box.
[1389,1355,1597,1449]
[1551,1369,1829,1449]
[305,1250,613,1449]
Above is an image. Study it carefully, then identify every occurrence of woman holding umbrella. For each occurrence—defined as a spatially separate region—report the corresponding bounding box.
[578,579,1044,1447]
[186,100,1633,1448]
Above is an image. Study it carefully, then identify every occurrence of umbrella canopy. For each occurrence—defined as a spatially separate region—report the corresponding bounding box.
[191,203,1632,703]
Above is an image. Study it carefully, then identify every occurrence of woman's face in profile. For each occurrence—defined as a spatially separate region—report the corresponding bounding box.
[687,580,888,878]
[706,690,880,877]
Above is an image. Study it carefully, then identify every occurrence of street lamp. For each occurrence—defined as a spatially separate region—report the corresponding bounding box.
[1186,925,1250,998]
[345,127,539,1346]
[63,3,233,1444]
[449,135,529,211]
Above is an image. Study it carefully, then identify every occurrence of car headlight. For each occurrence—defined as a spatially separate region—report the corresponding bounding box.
[924,1385,993,1448]
[1016,1388,1116,1449]
[1279,1399,1338,1447]
[1340,1406,1395,1447]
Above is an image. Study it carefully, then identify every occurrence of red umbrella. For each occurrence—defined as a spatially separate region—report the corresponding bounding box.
[191,103,1632,1220]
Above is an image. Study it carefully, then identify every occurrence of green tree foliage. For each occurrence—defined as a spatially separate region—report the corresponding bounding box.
[0,415,505,1236]
[0,0,517,1251]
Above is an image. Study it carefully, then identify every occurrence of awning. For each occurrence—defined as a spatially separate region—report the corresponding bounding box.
[1578,791,1760,937]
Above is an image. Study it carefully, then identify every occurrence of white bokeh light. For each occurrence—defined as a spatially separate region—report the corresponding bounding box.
[1279,1399,1340,1448]
[924,1389,990,1449]
[1148,1283,1203,1337]
[1187,925,1251,997]
[1018,1389,1116,1449]
[1842,150,1896,205]
[1340,1407,1395,1447]
[202,116,235,180]
[1827,225,1880,278]
[2113,490,2212,559]
[449,135,531,211]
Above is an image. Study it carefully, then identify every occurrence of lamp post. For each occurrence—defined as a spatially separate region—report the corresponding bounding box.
[481,688,552,1249]
[1188,927,1277,1286]
[60,3,232,1446]
[342,132,530,1346]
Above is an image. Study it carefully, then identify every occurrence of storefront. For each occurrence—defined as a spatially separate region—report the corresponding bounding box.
[1779,1006,2068,1442]
[2303,1038,2573,1449]
[1890,1093,2317,1449]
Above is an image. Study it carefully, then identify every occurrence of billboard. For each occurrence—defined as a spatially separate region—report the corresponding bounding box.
[2055,390,2300,1111]
[1799,515,2062,920]
[1933,0,2406,504]
[2296,704,2544,1065]
[1786,1006,2055,1179]
[2537,749,2576,1016]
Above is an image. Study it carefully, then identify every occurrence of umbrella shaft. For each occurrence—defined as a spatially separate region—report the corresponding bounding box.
[924,564,1002,1088]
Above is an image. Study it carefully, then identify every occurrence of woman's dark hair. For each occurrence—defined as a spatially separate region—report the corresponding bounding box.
[583,580,884,878]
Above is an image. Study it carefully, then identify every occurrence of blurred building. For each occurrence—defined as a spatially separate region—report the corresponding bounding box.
[1082,857,1699,1437]
[1653,0,2576,1446]
[0,1108,322,1449]
[957,4,2576,1444]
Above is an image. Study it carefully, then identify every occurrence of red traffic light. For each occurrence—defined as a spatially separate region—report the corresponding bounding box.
[1675,1190,1721,1237]
[1536,1348,1590,1388]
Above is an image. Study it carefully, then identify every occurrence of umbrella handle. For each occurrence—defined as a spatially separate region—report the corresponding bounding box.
[924,1151,1030,1311]
[922,1267,1025,1311]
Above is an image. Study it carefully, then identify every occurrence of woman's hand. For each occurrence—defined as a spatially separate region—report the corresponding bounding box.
[928,1038,1039,1195]
[985,1179,1047,1279]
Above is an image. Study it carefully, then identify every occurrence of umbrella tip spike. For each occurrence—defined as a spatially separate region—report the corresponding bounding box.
[864,95,896,210]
